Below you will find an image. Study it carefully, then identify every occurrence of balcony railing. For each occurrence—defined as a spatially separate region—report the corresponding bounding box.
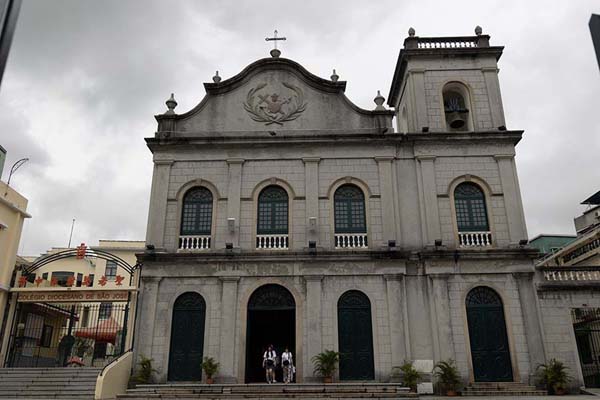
[179,235,211,251]
[256,234,289,250]
[458,231,493,247]
[335,233,368,249]
[417,36,478,49]
[541,267,600,282]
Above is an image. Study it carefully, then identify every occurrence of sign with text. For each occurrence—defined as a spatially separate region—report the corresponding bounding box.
[17,290,130,303]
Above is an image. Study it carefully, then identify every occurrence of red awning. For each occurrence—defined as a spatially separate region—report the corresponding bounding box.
[74,317,121,343]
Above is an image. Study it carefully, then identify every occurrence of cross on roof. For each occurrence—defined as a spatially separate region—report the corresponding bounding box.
[265,29,286,50]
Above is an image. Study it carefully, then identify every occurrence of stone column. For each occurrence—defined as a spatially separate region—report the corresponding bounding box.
[226,159,245,247]
[304,275,323,381]
[416,156,441,245]
[495,155,528,244]
[482,67,506,128]
[375,157,397,244]
[385,274,406,367]
[146,160,173,249]
[430,274,455,361]
[219,277,240,382]
[513,272,546,380]
[302,158,320,245]
[134,277,161,367]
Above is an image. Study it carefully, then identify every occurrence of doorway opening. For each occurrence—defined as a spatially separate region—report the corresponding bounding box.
[572,308,600,388]
[245,284,295,383]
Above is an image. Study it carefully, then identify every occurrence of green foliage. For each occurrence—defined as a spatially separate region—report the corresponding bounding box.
[131,355,157,385]
[536,358,571,394]
[434,359,461,392]
[201,356,219,378]
[312,350,340,377]
[400,361,422,392]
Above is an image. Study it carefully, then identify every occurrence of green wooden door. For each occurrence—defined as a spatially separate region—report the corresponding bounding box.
[168,292,206,381]
[338,290,374,381]
[466,287,513,382]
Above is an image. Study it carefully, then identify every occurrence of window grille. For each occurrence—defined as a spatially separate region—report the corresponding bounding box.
[454,183,489,232]
[334,185,367,233]
[180,187,213,235]
[105,261,117,280]
[257,186,288,234]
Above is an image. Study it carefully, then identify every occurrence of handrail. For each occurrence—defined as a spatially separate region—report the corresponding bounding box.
[99,348,133,377]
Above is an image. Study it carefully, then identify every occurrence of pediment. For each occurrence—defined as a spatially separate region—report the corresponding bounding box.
[156,57,393,136]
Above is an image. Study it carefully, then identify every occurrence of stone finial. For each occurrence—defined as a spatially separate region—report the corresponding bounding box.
[165,93,177,114]
[270,48,281,58]
[212,71,221,83]
[374,90,385,110]
[331,69,339,82]
[408,27,416,37]
[475,25,483,36]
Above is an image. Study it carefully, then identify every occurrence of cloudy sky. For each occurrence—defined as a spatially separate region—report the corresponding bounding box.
[1,1,599,256]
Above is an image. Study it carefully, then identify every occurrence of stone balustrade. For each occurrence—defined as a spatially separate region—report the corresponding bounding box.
[335,233,368,249]
[542,267,600,282]
[256,234,289,250]
[458,231,493,247]
[179,235,211,251]
[417,36,478,49]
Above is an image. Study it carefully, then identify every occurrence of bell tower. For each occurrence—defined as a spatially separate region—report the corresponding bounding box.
[388,26,507,133]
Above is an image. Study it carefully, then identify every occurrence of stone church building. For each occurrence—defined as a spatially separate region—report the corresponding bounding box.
[135,28,546,386]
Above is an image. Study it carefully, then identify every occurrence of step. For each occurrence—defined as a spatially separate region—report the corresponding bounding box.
[463,390,548,396]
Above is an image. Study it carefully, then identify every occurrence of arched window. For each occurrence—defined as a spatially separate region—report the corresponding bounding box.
[257,186,288,235]
[443,83,471,131]
[454,182,489,232]
[181,187,213,235]
[334,185,366,233]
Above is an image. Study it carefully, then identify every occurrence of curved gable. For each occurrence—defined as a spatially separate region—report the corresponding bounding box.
[156,57,393,136]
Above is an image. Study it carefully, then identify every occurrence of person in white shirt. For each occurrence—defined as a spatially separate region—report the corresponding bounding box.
[263,345,277,383]
[281,347,293,384]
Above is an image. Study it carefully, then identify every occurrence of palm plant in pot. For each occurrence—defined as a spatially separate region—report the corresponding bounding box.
[434,359,461,396]
[312,350,340,383]
[536,358,571,395]
[399,361,422,393]
[202,356,219,384]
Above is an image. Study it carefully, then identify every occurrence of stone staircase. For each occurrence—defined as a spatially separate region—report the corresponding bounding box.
[0,367,101,399]
[463,382,547,396]
[117,383,416,399]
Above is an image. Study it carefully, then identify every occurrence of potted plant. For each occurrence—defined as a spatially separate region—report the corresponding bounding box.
[400,361,422,393]
[131,355,157,385]
[312,350,340,383]
[202,356,219,384]
[434,359,461,396]
[536,358,571,395]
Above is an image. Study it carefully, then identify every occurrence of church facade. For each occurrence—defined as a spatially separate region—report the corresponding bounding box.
[135,28,545,386]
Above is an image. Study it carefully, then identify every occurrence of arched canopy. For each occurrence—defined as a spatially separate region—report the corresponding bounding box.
[334,185,367,233]
[181,186,213,235]
[22,248,139,277]
[248,284,295,311]
[454,182,489,232]
[257,185,289,235]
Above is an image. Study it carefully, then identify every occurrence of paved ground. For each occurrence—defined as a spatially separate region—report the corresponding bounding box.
[421,397,598,399]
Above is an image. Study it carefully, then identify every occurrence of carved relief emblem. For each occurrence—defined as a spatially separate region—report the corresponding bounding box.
[243,82,307,125]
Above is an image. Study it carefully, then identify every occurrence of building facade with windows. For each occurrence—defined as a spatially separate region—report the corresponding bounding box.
[136,29,550,388]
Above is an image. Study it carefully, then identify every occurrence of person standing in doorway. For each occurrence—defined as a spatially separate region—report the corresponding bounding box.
[281,347,293,383]
[263,344,277,383]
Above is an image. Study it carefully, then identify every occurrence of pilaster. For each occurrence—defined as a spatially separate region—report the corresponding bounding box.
[226,159,245,247]
[146,160,173,249]
[416,156,441,245]
[495,155,527,244]
[219,276,240,382]
[409,69,428,130]
[482,67,506,128]
[430,274,455,361]
[384,274,406,367]
[135,277,162,366]
[375,157,397,244]
[304,275,323,380]
[302,158,320,245]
